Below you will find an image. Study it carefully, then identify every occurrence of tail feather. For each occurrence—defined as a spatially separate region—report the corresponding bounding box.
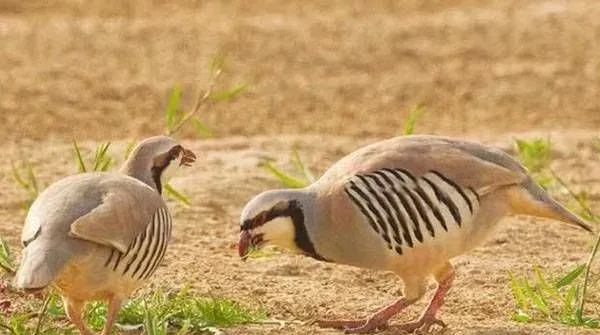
[509,178,593,232]
[13,242,68,290]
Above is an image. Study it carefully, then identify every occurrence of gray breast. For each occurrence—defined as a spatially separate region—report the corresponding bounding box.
[103,207,172,280]
[344,168,480,255]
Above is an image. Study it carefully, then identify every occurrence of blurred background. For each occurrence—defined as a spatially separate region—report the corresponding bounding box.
[1,0,599,143]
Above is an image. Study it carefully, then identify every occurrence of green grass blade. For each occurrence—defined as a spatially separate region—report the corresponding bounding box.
[508,272,528,309]
[72,140,87,173]
[124,140,137,160]
[166,85,182,131]
[260,161,307,189]
[164,184,191,206]
[522,276,550,317]
[555,264,585,288]
[401,104,424,136]
[291,148,315,183]
[577,229,600,322]
[11,162,29,190]
[27,164,38,196]
[563,285,578,317]
[93,142,111,171]
[0,238,15,274]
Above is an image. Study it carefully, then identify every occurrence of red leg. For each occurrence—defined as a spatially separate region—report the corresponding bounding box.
[101,297,122,335]
[317,297,415,333]
[391,269,454,333]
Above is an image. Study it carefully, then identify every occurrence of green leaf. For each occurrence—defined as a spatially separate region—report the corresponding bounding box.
[164,184,191,206]
[555,264,585,288]
[72,139,87,173]
[166,85,182,131]
[512,310,533,323]
[260,161,308,189]
[210,83,248,101]
[193,119,213,138]
[401,104,425,136]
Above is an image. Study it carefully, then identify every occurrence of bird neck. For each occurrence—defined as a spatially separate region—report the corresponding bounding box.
[284,190,328,261]
[119,156,161,194]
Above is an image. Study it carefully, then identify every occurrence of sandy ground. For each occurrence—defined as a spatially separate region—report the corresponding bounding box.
[1,0,600,334]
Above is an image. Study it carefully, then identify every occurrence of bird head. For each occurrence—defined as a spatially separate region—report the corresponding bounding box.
[238,189,325,261]
[121,136,196,193]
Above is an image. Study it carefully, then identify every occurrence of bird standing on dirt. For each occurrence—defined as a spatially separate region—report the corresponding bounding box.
[238,135,592,334]
[13,136,196,335]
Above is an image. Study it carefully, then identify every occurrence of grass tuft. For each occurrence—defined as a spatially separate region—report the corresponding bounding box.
[509,137,600,329]
[72,140,113,173]
[0,238,15,274]
[86,288,266,333]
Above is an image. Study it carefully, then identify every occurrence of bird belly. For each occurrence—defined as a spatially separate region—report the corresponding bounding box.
[53,245,145,301]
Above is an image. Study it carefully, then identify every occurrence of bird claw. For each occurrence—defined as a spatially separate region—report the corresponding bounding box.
[343,321,389,334]
[316,318,367,329]
[316,317,389,333]
[392,315,446,334]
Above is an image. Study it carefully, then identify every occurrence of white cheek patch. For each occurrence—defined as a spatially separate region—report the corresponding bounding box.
[258,217,299,252]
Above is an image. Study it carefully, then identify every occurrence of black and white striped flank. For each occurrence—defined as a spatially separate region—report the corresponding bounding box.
[344,168,480,255]
[104,207,172,280]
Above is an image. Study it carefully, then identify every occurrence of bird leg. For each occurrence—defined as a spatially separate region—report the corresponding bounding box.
[62,297,93,335]
[101,297,122,335]
[316,297,415,333]
[390,270,454,334]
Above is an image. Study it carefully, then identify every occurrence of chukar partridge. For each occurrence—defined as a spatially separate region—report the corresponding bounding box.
[238,135,592,334]
[13,136,196,335]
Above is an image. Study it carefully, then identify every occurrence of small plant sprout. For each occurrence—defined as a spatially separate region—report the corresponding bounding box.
[11,160,39,209]
[72,140,113,173]
[514,137,556,190]
[166,54,248,137]
[509,168,600,329]
[260,147,316,189]
[514,137,552,174]
[400,104,425,136]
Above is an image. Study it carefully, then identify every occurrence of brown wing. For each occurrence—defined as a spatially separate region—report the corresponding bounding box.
[69,175,165,253]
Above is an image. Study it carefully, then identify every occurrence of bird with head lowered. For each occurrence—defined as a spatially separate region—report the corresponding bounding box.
[14,135,196,335]
[238,135,592,334]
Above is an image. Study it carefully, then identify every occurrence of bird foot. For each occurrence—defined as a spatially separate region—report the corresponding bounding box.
[316,318,389,334]
[390,314,446,334]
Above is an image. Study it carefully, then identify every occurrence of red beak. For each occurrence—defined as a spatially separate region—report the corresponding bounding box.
[238,230,251,261]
